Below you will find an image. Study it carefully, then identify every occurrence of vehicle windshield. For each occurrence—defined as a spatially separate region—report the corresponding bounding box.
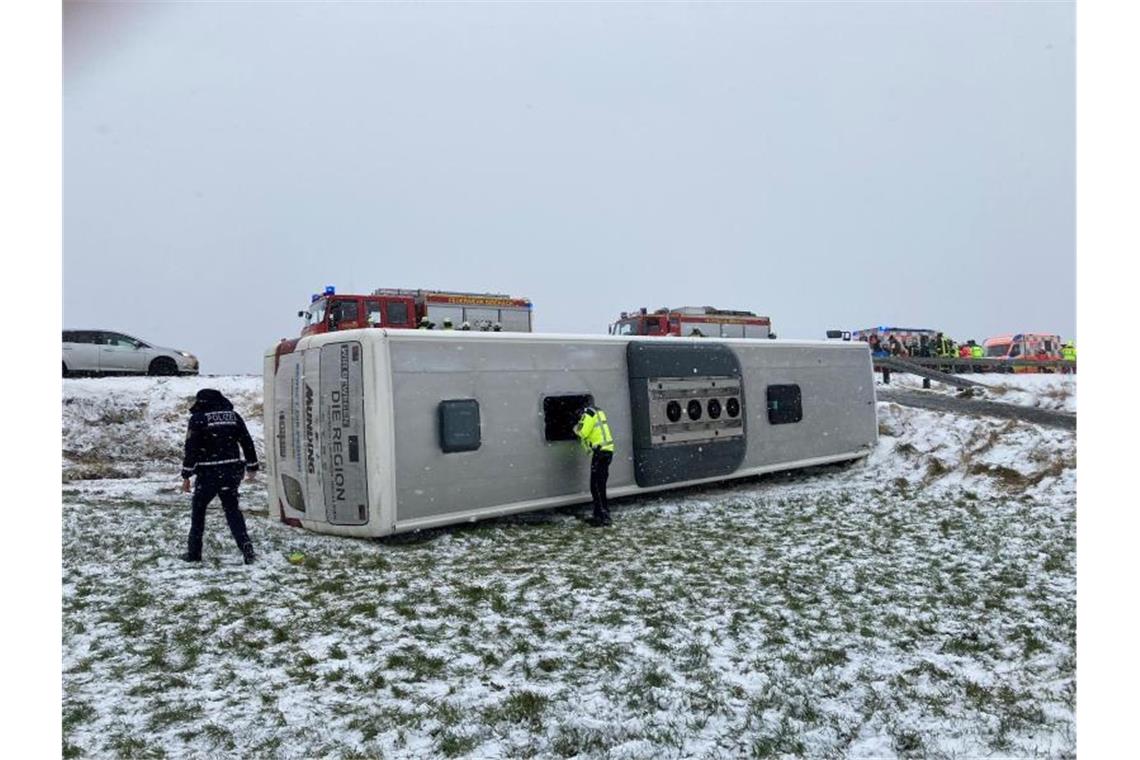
[307,299,327,326]
[986,344,1010,357]
[613,320,636,335]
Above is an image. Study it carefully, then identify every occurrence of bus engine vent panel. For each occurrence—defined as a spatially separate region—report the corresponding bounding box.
[646,377,744,445]
[627,342,747,488]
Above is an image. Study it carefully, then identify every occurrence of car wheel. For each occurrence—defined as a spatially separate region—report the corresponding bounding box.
[148,357,178,376]
[62,362,70,378]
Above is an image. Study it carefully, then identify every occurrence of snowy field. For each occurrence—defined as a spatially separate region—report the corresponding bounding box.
[62,375,1076,758]
[879,371,1076,414]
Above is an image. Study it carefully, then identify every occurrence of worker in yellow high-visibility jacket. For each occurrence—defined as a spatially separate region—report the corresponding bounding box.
[573,405,615,526]
[1061,341,1076,373]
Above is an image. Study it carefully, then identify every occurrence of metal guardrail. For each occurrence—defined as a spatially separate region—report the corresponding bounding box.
[872,356,1076,375]
[873,357,985,389]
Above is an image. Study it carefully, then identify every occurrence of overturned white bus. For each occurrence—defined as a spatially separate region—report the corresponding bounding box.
[263,330,878,537]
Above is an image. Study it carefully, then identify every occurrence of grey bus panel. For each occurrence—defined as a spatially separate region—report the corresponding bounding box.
[319,341,369,525]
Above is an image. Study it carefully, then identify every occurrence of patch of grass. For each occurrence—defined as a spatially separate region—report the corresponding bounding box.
[813,647,849,670]
[104,730,160,759]
[437,730,479,757]
[202,723,235,751]
[967,463,1030,488]
[750,717,806,757]
[147,701,204,731]
[386,646,446,680]
[536,657,561,673]
[392,600,418,619]
[891,727,924,756]
[551,725,609,757]
[487,690,549,728]
[62,701,96,733]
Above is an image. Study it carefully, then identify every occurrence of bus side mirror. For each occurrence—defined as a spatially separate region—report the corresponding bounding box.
[298,311,307,319]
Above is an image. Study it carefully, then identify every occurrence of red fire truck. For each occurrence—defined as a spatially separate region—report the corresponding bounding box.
[298,287,534,336]
[609,307,773,339]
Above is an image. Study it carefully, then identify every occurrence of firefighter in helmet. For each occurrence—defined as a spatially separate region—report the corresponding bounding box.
[460,321,471,331]
[442,318,454,330]
[573,404,615,526]
[418,316,433,330]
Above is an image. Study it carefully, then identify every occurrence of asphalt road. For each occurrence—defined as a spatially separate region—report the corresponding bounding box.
[877,388,1076,431]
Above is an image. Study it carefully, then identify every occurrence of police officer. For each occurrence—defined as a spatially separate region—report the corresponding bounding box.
[573,405,615,526]
[180,389,259,564]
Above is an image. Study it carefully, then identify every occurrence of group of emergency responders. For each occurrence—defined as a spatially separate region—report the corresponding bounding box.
[865,332,1076,363]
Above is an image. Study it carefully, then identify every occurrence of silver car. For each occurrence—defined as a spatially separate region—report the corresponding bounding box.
[62,330,200,377]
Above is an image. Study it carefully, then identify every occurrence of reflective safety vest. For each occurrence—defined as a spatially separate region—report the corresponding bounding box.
[574,408,615,453]
[971,345,985,358]
[1061,345,1076,361]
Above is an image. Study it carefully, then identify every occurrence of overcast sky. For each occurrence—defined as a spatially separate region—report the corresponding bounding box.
[63,1,1074,375]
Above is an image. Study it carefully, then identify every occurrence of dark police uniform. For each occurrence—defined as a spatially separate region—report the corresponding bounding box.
[573,406,615,526]
[180,389,259,563]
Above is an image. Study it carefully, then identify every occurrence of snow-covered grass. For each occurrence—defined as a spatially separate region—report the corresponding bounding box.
[61,377,1076,759]
[880,371,1077,414]
[62,376,263,481]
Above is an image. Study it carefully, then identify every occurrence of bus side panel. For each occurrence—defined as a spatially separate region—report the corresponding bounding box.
[737,344,877,469]
[387,339,631,522]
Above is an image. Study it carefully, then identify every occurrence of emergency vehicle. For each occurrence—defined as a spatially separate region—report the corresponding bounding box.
[298,287,533,336]
[983,333,1062,372]
[852,326,941,357]
[610,307,772,339]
